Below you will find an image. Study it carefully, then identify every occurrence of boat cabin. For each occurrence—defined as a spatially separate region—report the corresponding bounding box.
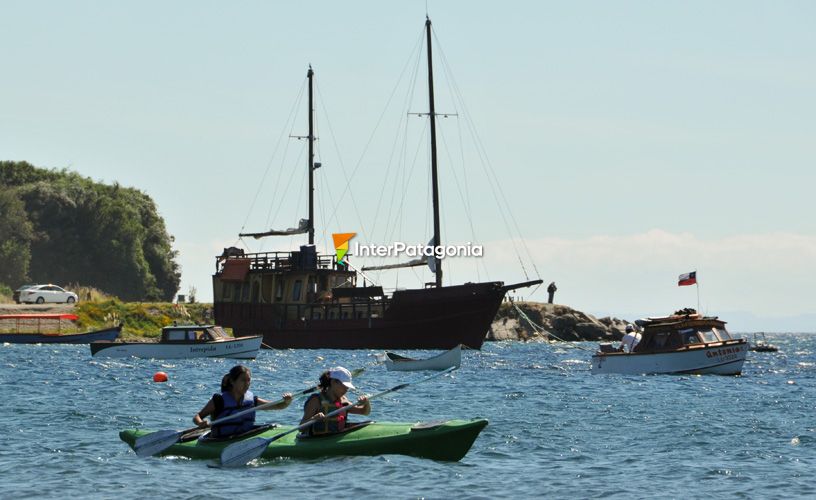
[631,313,735,353]
[161,325,229,343]
[213,245,389,327]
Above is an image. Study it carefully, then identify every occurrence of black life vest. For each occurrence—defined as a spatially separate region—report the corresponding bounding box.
[211,390,256,438]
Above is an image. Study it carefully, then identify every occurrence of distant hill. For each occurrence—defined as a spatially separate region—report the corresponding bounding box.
[0,161,180,301]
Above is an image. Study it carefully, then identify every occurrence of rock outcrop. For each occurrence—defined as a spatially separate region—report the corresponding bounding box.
[488,301,629,342]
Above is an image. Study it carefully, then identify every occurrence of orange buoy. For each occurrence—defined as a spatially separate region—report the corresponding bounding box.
[153,371,169,383]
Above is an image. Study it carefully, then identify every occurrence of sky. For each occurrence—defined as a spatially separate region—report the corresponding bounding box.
[2,1,814,331]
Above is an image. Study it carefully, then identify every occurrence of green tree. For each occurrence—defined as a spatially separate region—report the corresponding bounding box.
[0,188,34,286]
[1,161,181,300]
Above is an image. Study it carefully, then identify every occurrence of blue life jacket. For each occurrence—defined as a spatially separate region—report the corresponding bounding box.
[211,390,256,437]
[304,392,348,435]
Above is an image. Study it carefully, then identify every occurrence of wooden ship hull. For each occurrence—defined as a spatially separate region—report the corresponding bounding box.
[214,276,516,349]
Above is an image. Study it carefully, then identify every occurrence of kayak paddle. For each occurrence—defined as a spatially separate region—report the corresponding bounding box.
[218,365,458,467]
[133,367,368,458]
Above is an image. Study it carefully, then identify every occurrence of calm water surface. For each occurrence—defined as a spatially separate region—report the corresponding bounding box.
[1,334,814,499]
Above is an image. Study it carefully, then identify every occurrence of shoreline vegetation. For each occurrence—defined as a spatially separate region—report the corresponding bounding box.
[0,298,627,342]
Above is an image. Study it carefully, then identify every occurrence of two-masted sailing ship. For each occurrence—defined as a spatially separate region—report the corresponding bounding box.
[212,19,541,349]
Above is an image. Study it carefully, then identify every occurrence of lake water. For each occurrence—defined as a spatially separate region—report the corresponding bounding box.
[1,334,814,499]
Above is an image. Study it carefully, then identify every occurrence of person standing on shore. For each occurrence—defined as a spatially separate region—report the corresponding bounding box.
[547,282,557,304]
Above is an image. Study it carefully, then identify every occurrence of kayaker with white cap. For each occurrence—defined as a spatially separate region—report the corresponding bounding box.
[301,366,370,435]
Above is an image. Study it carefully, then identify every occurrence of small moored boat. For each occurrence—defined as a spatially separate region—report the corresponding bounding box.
[384,345,462,371]
[591,310,748,375]
[120,418,487,462]
[749,332,779,352]
[0,314,121,344]
[90,325,262,359]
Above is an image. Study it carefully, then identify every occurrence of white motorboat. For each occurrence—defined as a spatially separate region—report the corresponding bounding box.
[384,344,462,371]
[90,325,262,359]
[591,310,748,375]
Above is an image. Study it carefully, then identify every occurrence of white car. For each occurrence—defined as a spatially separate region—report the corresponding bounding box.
[20,284,79,304]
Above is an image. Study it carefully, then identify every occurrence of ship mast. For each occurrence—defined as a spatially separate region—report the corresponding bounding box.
[426,17,443,287]
[307,66,315,245]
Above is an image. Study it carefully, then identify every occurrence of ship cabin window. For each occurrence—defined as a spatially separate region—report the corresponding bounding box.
[275,280,284,302]
[329,310,336,319]
[312,311,322,320]
[222,282,231,300]
[233,283,242,301]
[699,328,719,343]
[355,311,364,319]
[342,311,349,319]
[165,330,187,342]
[320,275,329,291]
[241,283,250,302]
[678,328,702,345]
[307,276,317,302]
[292,280,303,302]
[712,327,731,341]
[251,282,260,303]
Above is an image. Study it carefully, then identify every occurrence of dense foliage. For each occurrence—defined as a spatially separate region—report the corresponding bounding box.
[0,188,34,286]
[0,161,180,301]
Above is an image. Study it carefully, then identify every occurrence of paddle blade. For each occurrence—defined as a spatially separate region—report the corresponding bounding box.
[219,436,271,467]
[134,430,183,457]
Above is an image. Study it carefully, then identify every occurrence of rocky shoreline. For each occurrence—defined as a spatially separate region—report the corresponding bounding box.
[489,301,629,342]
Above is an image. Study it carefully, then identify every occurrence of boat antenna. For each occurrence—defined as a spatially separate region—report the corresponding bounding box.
[308,65,316,245]
[426,17,443,287]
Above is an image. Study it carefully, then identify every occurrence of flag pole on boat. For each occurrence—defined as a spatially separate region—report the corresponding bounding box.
[677,270,700,312]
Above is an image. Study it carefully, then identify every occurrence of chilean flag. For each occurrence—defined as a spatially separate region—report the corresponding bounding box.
[678,271,697,286]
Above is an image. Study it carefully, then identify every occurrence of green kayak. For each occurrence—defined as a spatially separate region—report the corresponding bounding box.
[120,419,488,462]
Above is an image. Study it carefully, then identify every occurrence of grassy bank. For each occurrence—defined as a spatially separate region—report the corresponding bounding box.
[75,300,214,340]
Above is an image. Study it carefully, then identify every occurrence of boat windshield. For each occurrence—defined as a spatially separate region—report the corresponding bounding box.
[695,328,717,343]
[207,327,228,339]
[712,327,731,341]
[678,328,702,345]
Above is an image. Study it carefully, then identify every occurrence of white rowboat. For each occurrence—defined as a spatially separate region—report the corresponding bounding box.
[384,344,461,371]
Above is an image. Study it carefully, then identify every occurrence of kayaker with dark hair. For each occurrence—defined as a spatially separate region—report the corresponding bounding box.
[193,365,292,438]
[301,366,370,435]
